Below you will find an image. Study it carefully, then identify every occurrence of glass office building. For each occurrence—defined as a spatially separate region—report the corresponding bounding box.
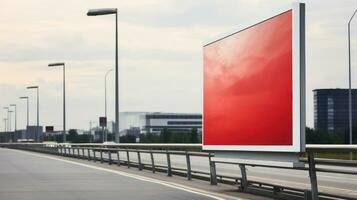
[314,89,357,133]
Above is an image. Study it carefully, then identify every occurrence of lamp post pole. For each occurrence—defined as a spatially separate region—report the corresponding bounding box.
[3,118,7,132]
[3,107,9,132]
[348,9,357,160]
[27,86,40,142]
[105,69,113,141]
[87,8,119,143]
[10,104,16,133]
[20,97,29,140]
[8,111,13,142]
[48,63,66,143]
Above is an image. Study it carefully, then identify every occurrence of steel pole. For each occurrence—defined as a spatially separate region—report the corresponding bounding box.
[37,88,40,142]
[3,119,6,132]
[14,106,16,132]
[105,74,107,142]
[348,10,357,160]
[105,69,113,142]
[7,110,10,132]
[27,98,29,129]
[63,64,66,143]
[115,12,120,143]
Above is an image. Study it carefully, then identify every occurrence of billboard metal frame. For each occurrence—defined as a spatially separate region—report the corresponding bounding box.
[203,3,305,153]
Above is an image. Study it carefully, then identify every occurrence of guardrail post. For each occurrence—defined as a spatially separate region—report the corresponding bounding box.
[82,148,85,159]
[166,150,172,177]
[308,152,319,200]
[77,148,80,158]
[72,148,75,157]
[108,150,112,165]
[150,150,155,173]
[239,164,248,191]
[59,147,63,156]
[87,149,91,161]
[209,154,217,185]
[117,150,121,166]
[126,150,130,168]
[186,152,192,180]
[137,151,142,170]
[100,149,103,163]
[93,150,97,162]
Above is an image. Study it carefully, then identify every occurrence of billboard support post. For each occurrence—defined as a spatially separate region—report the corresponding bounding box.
[308,152,318,200]
[238,164,248,191]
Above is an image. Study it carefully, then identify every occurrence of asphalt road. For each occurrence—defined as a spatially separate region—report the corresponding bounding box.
[0,148,221,200]
[100,151,357,199]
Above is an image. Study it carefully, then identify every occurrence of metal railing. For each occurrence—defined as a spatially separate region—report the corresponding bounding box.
[1,143,356,200]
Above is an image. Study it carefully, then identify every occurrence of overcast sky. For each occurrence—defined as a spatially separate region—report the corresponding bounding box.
[0,0,356,130]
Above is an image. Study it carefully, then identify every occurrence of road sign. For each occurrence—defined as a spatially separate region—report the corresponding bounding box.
[99,117,107,127]
[203,3,305,152]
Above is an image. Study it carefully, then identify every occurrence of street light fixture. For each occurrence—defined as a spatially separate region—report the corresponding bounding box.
[8,110,13,141]
[10,104,17,133]
[348,9,357,160]
[3,118,7,132]
[87,8,120,143]
[27,86,40,142]
[104,69,113,142]
[19,96,29,140]
[3,107,9,132]
[48,62,66,143]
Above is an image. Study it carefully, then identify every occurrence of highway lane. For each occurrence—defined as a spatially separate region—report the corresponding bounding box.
[0,148,224,200]
[99,151,357,198]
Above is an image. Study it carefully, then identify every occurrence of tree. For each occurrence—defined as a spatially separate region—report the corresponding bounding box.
[119,134,136,143]
[160,128,172,143]
[67,129,78,143]
[190,128,199,143]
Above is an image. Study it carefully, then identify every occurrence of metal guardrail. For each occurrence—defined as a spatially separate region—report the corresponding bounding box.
[1,143,356,200]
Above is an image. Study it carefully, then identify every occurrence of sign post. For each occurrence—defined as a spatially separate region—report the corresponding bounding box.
[99,117,107,142]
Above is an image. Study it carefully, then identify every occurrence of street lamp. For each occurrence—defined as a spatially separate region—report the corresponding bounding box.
[3,107,10,132]
[348,9,357,160]
[27,86,40,142]
[3,118,7,132]
[48,62,66,143]
[105,69,113,122]
[19,96,29,140]
[104,69,113,141]
[8,110,13,141]
[10,104,17,133]
[87,8,120,143]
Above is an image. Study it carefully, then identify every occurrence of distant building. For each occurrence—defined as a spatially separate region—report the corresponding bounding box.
[26,126,43,142]
[314,89,357,133]
[0,126,43,142]
[119,112,202,135]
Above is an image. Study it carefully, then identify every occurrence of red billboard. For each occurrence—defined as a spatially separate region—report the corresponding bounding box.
[203,3,305,152]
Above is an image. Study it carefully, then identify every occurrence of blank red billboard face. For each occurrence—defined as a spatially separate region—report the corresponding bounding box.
[203,4,305,152]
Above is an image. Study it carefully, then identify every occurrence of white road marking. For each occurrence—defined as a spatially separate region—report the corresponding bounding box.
[8,149,245,200]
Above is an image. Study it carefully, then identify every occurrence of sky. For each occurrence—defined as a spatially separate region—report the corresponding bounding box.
[0,0,356,131]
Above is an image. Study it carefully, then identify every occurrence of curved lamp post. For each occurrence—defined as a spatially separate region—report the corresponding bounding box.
[348,9,357,160]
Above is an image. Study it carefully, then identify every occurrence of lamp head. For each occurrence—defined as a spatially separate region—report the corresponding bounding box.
[27,86,39,89]
[87,8,117,16]
[48,62,65,67]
